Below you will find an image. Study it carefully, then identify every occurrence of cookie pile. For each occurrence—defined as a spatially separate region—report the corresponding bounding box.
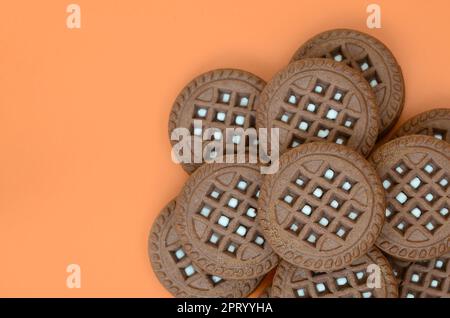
[148,29,450,298]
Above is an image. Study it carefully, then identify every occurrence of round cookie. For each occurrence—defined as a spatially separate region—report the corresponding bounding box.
[148,200,262,298]
[271,247,398,298]
[174,162,279,280]
[256,58,379,157]
[258,142,385,272]
[392,108,450,143]
[370,135,450,261]
[169,69,266,174]
[399,251,450,298]
[290,29,405,136]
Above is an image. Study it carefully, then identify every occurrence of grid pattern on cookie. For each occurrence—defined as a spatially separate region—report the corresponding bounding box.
[322,43,386,97]
[290,260,379,298]
[273,76,364,150]
[165,235,225,288]
[278,160,366,249]
[381,154,449,239]
[190,86,257,143]
[194,173,265,259]
[401,254,450,298]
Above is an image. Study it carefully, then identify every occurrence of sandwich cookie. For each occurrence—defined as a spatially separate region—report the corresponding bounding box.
[370,135,450,261]
[291,29,405,136]
[271,247,398,298]
[148,200,262,297]
[399,251,450,298]
[392,108,450,143]
[169,69,265,174]
[256,58,379,157]
[258,142,385,271]
[174,162,279,279]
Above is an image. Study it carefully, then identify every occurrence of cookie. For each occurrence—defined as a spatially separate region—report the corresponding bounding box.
[290,29,405,136]
[256,58,379,157]
[392,108,450,143]
[370,135,450,261]
[174,162,279,279]
[385,254,412,285]
[148,200,262,297]
[258,142,385,272]
[169,69,266,174]
[400,251,450,298]
[271,247,398,298]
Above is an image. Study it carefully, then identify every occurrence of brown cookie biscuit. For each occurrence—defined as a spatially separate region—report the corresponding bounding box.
[290,29,405,136]
[169,69,266,174]
[256,58,379,157]
[399,251,450,298]
[258,142,385,272]
[384,254,412,285]
[174,162,279,279]
[148,200,262,297]
[392,108,450,143]
[271,247,398,298]
[370,135,450,261]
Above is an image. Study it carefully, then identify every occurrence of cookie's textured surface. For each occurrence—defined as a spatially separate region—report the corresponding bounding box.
[385,254,412,285]
[148,200,262,297]
[370,135,450,261]
[174,163,279,279]
[291,29,405,136]
[393,108,450,143]
[256,58,379,157]
[169,69,265,174]
[271,247,398,298]
[258,142,385,271]
[400,252,450,298]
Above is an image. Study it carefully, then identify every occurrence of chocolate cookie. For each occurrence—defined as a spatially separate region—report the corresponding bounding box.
[385,254,412,285]
[400,251,450,298]
[370,135,450,261]
[258,142,385,271]
[169,69,266,174]
[148,200,262,297]
[271,247,398,298]
[392,108,450,143]
[256,58,379,157]
[174,162,279,279]
[290,29,405,136]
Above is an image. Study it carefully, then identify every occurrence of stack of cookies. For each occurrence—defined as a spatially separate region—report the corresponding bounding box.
[148,29,450,298]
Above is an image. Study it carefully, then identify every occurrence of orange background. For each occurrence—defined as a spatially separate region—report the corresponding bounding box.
[1,0,449,297]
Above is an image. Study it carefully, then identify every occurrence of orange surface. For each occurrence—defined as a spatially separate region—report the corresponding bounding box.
[1,0,450,297]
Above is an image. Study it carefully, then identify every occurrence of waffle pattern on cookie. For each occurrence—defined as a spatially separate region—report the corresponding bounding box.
[371,136,450,260]
[274,75,364,150]
[169,69,265,173]
[278,158,365,249]
[290,29,405,136]
[401,253,450,298]
[271,248,398,298]
[175,163,278,279]
[148,200,262,297]
[258,143,384,271]
[194,173,265,259]
[381,155,449,239]
[257,59,378,157]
